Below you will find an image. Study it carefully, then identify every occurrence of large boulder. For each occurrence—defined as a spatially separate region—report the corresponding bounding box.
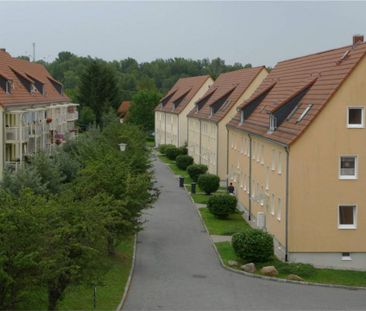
[287,274,304,281]
[227,260,239,267]
[260,266,278,276]
[240,263,256,273]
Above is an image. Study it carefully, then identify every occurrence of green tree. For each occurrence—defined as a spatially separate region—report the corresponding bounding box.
[77,60,120,126]
[127,90,161,133]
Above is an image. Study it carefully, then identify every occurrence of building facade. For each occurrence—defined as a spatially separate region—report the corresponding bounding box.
[227,36,366,270]
[0,49,78,179]
[187,67,268,182]
[155,75,213,147]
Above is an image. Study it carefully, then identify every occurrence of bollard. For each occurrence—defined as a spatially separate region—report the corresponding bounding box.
[191,182,196,194]
[179,176,184,187]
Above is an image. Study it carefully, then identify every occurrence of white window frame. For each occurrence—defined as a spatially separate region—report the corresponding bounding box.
[338,204,357,229]
[339,155,358,180]
[341,252,352,261]
[347,107,364,128]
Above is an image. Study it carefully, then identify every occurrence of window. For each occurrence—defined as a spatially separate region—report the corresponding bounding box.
[341,252,352,261]
[339,156,357,179]
[278,152,282,174]
[347,107,364,128]
[271,149,276,171]
[297,104,313,123]
[338,205,356,229]
[240,110,244,124]
[277,198,282,220]
[271,194,275,215]
[269,114,277,132]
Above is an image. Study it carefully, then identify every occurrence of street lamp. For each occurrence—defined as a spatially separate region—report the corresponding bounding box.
[118,143,127,152]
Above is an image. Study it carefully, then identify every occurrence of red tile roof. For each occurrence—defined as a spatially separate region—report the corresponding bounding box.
[0,49,69,107]
[229,41,366,145]
[117,100,130,117]
[187,67,266,123]
[155,75,211,114]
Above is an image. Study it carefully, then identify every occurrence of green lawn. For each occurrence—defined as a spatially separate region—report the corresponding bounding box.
[215,241,366,287]
[199,208,250,235]
[59,238,135,310]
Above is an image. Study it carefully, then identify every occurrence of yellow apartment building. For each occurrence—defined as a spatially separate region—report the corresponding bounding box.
[155,75,213,147]
[227,35,366,270]
[187,67,268,182]
[0,49,78,179]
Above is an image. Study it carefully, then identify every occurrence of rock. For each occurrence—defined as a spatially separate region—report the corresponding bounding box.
[227,260,239,267]
[260,266,278,276]
[240,263,256,273]
[287,274,304,281]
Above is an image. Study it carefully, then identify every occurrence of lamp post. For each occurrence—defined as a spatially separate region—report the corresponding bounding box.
[118,143,127,152]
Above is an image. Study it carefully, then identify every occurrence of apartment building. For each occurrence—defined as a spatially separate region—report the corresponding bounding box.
[187,67,268,182]
[155,75,213,147]
[0,49,78,178]
[227,35,366,270]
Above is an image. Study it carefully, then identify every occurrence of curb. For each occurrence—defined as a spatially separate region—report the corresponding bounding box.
[116,234,138,311]
[159,158,366,291]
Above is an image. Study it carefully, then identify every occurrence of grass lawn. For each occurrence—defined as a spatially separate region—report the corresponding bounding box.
[199,208,250,235]
[59,237,134,310]
[157,154,175,165]
[215,241,366,287]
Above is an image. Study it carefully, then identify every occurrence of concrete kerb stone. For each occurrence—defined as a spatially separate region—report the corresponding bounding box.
[160,158,366,291]
[116,234,138,311]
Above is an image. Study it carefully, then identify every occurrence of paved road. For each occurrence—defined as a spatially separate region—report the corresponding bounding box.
[123,157,366,311]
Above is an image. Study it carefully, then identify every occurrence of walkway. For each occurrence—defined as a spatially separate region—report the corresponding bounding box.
[123,157,365,310]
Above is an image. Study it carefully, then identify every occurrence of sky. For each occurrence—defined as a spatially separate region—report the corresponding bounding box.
[1,1,366,67]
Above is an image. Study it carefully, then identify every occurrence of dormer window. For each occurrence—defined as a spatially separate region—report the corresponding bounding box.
[269,114,277,133]
[240,110,244,125]
[209,107,213,118]
[5,80,12,94]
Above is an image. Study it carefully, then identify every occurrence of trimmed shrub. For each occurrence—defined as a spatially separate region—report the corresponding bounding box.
[187,164,208,182]
[178,145,188,155]
[165,146,181,160]
[232,229,273,262]
[207,194,237,219]
[197,173,220,195]
[176,155,194,170]
[158,144,175,155]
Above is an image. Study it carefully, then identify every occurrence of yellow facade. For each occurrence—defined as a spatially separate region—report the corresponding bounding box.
[155,78,213,147]
[188,68,268,181]
[228,56,366,270]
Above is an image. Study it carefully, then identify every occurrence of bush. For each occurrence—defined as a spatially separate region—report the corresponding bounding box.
[207,194,237,219]
[178,145,188,155]
[232,229,273,262]
[276,262,316,278]
[165,146,181,160]
[176,155,194,170]
[197,173,220,195]
[187,164,208,182]
[158,144,175,155]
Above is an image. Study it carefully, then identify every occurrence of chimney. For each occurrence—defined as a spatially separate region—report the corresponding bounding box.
[353,35,364,45]
[0,48,6,52]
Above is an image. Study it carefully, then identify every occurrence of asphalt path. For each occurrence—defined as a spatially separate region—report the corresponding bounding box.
[123,157,366,311]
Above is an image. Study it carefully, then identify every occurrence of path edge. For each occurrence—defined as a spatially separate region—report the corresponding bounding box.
[116,234,138,311]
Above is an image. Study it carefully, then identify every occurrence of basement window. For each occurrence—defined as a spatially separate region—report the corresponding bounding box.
[341,253,352,261]
[347,107,364,128]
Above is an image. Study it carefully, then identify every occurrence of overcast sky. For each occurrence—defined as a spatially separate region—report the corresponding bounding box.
[1,1,366,67]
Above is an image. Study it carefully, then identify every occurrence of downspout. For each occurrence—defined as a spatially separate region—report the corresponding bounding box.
[285,146,290,262]
[216,123,219,176]
[248,134,252,221]
[199,119,202,164]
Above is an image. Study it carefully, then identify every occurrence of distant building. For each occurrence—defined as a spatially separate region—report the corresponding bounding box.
[117,100,130,123]
[187,67,268,182]
[0,49,78,179]
[155,75,213,147]
[228,35,366,270]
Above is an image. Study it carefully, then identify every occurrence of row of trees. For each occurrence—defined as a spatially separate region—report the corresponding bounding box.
[0,119,157,310]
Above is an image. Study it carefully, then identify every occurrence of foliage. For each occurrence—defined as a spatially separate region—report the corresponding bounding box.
[275,262,316,278]
[158,144,175,155]
[77,60,120,126]
[77,106,96,130]
[207,194,237,219]
[178,145,188,155]
[175,155,193,170]
[127,90,161,133]
[164,146,181,161]
[186,164,208,182]
[197,173,220,195]
[232,229,274,262]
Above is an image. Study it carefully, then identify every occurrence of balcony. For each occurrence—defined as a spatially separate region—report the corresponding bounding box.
[67,110,78,121]
[5,126,29,142]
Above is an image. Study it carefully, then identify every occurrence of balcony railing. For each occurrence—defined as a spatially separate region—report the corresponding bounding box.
[6,127,29,142]
[67,111,78,121]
